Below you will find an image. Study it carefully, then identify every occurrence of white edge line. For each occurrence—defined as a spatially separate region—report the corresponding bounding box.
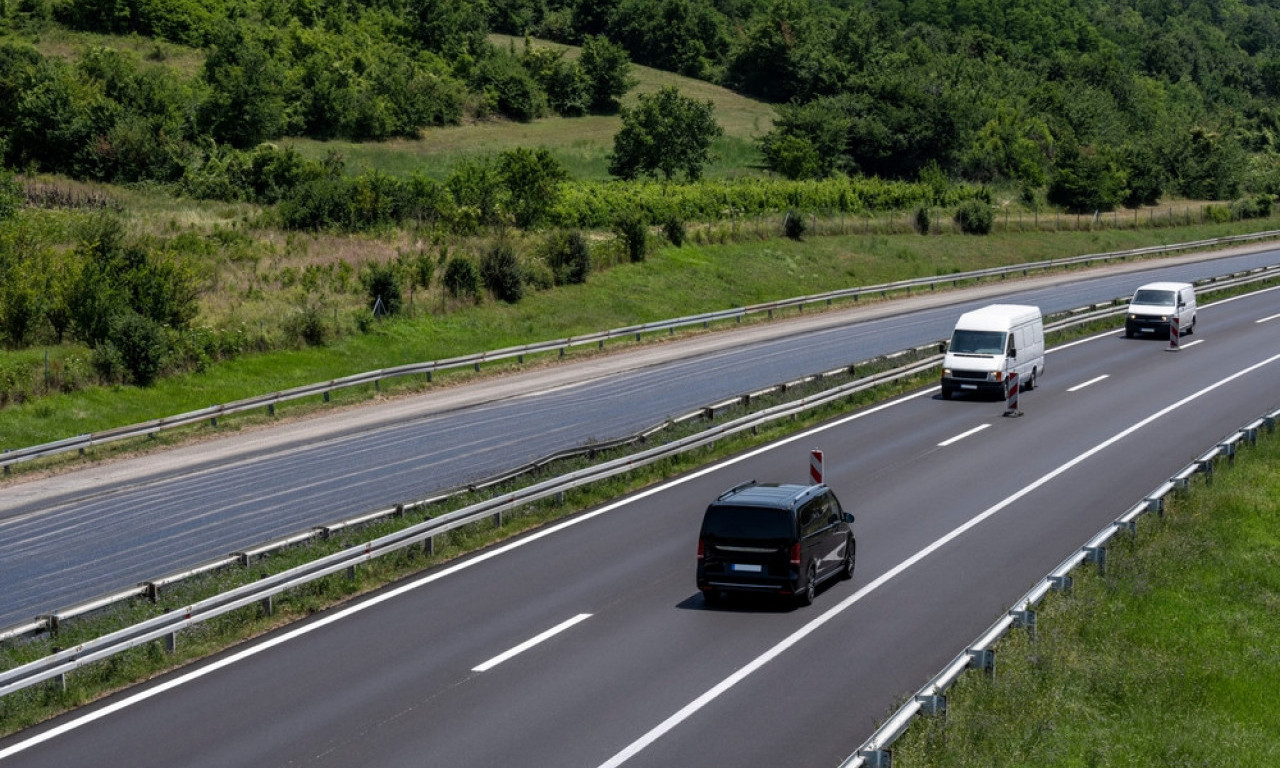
[937,424,990,447]
[1067,374,1110,392]
[594,349,1280,768]
[472,614,592,672]
[1180,339,1205,349]
[0,387,940,761]
[1258,313,1280,324]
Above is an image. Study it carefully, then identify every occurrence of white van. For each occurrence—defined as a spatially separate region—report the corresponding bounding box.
[1125,281,1196,338]
[941,304,1045,400]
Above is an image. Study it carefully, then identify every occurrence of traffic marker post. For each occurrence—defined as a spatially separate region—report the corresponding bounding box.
[1167,316,1180,351]
[809,449,824,485]
[1003,372,1023,417]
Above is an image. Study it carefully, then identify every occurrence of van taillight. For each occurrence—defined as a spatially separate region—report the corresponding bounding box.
[790,543,801,566]
[697,539,706,560]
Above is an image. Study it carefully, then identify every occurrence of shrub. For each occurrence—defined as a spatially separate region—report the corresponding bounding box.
[544,230,591,284]
[480,240,524,303]
[442,255,480,301]
[105,311,168,386]
[784,209,806,240]
[954,200,994,234]
[914,207,930,234]
[1203,204,1232,223]
[663,216,686,247]
[1230,194,1274,219]
[363,263,403,316]
[282,302,331,346]
[0,170,21,220]
[613,211,649,262]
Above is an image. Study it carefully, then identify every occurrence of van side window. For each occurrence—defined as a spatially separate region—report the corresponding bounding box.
[799,499,824,537]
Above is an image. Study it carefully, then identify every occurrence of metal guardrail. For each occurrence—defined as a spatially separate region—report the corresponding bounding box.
[2,261,1278,696]
[5,230,1279,472]
[0,351,943,696]
[840,406,1280,768]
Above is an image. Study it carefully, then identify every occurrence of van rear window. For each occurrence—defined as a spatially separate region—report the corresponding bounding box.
[1133,289,1175,304]
[950,330,1005,354]
[701,506,794,540]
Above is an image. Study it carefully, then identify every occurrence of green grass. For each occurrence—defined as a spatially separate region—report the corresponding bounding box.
[3,215,1279,456]
[283,34,775,181]
[891,431,1280,767]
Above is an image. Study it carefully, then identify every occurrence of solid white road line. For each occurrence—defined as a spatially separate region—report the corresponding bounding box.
[0,387,939,762]
[594,350,1280,768]
[1067,375,1109,392]
[1257,312,1280,324]
[937,424,990,447]
[1180,339,1205,349]
[472,614,592,672]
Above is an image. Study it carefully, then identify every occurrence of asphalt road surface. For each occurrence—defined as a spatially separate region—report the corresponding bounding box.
[1,276,1277,767]
[0,246,1278,630]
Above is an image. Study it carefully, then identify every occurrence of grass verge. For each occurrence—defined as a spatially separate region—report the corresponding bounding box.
[889,427,1280,766]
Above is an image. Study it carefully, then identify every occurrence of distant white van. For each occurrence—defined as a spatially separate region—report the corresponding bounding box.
[1125,281,1196,338]
[941,304,1045,400]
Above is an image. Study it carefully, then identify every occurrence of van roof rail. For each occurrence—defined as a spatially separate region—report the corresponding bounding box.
[717,480,758,500]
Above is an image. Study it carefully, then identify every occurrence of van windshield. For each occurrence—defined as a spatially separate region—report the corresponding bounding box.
[949,330,1006,355]
[701,506,793,541]
[1133,289,1175,305]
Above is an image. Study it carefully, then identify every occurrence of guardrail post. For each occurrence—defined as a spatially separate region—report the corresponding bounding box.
[268,403,275,417]
[261,594,273,617]
[1198,458,1214,485]
[1085,546,1107,575]
[1049,574,1072,594]
[324,391,330,403]
[210,416,217,428]
[1219,442,1236,465]
[347,565,356,581]
[1114,519,1137,536]
[858,749,893,768]
[493,510,502,528]
[968,648,996,678]
[55,673,66,693]
[1010,609,1037,639]
[1147,497,1164,517]
[424,535,434,557]
[165,631,176,653]
[917,693,947,717]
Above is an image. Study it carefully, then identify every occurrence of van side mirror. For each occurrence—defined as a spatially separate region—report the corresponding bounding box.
[1008,347,1016,357]
[844,513,854,524]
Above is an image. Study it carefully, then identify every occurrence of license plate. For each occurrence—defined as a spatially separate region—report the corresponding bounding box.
[1139,328,1153,333]
[730,563,762,573]
[961,384,977,390]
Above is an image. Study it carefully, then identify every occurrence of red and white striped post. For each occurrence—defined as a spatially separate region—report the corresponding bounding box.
[1167,315,1180,352]
[809,449,824,485]
[1003,371,1022,417]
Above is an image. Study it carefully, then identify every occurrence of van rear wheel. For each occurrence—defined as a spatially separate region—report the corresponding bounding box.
[840,538,855,580]
[799,565,817,606]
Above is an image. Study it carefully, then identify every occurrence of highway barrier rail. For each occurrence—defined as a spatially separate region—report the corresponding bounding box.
[840,405,1280,768]
[2,262,1278,701]
[5,230,1279,474]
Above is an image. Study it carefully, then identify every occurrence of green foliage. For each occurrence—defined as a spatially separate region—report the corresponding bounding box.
[0,170,21,221]
[479,240,524,303]
[608,0,727,78]
[1047,145,1128,213]
[520,41,589,117]
[1230,194,1274,220]
[541,229,592,284]
[282,301,330,347]
[662,215,685,247]
[198,24,287,148]
[783,209,806,240]
[472,49,546,122]
[442,255,481,301]
[914,207,930,234]
[498,147,567,229]
[363,263,403,316]
[613,210,649,262]
[103,310,168,386]
[579,34,634,114]
[609,85,723,182]
[1171,127,1248,201]
[954,200,994,234]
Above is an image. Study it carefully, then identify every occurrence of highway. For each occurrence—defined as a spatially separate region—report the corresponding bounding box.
[1,247,1278,628]
[1,278,1277,767]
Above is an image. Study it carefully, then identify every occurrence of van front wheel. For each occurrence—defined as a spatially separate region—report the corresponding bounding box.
[1025,369,1036,391]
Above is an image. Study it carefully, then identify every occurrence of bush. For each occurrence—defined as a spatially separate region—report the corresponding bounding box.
[544,230,591,284]
[663,215,686,247]
[613,211,649,262]
[954,200,994,234]
[480,241,524,303]
[784,209,806,240]
[0,170,21,220]
[282,302,331,346]
[1203,204,1232,223]
[914,207,930,234]
[105,311,168,386]
[442,255,480,301]
[1230,194,1274,219]
[364,263,403,316]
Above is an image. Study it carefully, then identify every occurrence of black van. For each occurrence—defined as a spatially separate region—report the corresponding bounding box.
[696,482,855,606]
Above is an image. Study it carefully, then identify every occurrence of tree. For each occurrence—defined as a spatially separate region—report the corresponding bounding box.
[1047,144,1128,213]
[498,147,567,229]
[609,86,723,181]
[199,25,286,148]
[579,35,634,114]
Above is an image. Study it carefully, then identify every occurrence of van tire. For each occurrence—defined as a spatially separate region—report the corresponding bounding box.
[840,538,856,580]
[799,565,817,606]
[1025,369,1036,391]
